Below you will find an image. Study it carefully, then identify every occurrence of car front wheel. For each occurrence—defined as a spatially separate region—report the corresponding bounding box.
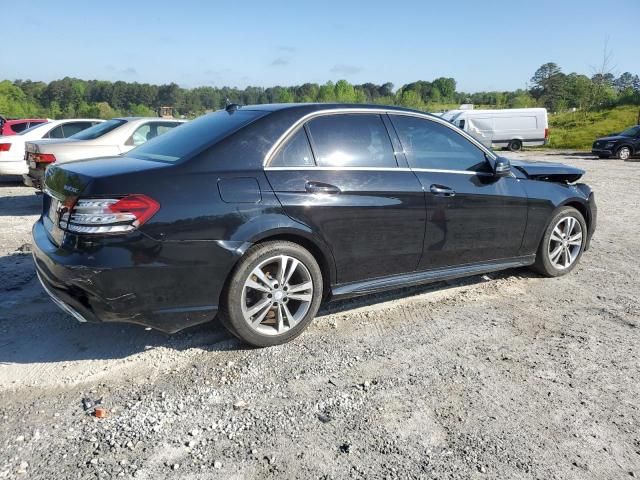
[616,146,631,160]
[219,240,323,347]
[532,207,587,277]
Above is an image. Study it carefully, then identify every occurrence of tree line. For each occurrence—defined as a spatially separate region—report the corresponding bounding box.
[1,63,639,120]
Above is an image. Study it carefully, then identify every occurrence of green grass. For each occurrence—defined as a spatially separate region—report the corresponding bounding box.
[546,105,640,150]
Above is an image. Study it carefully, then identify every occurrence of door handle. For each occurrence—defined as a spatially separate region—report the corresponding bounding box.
[430,184,456,197]
[305,181,341,194]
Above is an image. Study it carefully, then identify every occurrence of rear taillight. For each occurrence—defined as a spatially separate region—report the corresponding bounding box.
[544,128,549,139]
[60,194,160,234]
[0,143,11,152]
[35,153,56,163]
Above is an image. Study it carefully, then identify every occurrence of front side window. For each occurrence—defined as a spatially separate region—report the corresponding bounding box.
[127,122,183,147]
[306,114,397,168]
[130,124,153,146]
[391,115,489,172]
[270,128,315,167]
[620,126,640,137]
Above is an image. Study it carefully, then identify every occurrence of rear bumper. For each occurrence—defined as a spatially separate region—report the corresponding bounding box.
[0,160,28,176]
[31,219,244,333]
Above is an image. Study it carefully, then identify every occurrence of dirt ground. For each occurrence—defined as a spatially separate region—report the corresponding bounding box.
[0,150,638,479]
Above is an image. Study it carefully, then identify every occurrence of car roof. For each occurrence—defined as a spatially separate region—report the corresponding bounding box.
[113,117,187,122]
[239,103,430,115]
[6,118,49,123]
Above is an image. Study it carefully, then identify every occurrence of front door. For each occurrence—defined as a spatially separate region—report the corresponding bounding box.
[389,114,528,270]
[265,113,426,284]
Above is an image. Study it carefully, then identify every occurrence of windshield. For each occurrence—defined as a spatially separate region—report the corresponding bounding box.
[18,122,51,135]
[619,126,640,137]
[70,119,127,140]
[128,109,267,162]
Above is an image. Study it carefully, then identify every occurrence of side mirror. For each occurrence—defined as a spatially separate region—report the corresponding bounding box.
[494,157,511,176]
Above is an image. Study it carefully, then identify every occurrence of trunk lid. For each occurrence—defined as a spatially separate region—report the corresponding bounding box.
[42,155,172,245]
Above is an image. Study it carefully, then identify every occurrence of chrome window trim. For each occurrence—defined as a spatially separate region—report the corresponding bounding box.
[262,107,497,168]
[264,165,493,176]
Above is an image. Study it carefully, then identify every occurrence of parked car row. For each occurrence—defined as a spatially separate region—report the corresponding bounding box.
[0,115,186,185]
[0,119,103,175]
[22,117,185,188]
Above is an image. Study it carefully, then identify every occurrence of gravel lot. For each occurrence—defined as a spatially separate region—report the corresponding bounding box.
[0,151,638,479]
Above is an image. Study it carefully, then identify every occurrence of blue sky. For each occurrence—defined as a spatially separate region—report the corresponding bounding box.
[2,0,638,92]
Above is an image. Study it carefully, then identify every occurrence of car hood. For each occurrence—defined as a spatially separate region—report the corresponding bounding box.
[509,158,584,183]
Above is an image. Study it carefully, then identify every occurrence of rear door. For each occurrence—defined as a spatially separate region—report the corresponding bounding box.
[265,113,426,284]
[389,114,528,270]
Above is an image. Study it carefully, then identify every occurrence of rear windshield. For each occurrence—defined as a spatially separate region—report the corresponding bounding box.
[18,122,50,135]
[70,119,127,140]
[127,109,266,162]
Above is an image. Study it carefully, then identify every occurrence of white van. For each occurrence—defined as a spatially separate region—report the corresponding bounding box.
[441,108,549,151]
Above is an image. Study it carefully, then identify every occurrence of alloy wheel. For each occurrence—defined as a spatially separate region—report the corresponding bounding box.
[547,216,583,270]
[241,255,314,336]
[618,147,631,160]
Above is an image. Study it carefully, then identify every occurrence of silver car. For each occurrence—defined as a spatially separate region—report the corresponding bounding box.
[23,117,186,188]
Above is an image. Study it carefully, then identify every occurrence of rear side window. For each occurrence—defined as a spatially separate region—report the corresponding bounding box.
[47,125,65,138]
[270,128,315,167]
[391,115,489,172]
[28,120,46,128]
[306,114,397,168]
[128,110,265,162]
[62,122,93,137]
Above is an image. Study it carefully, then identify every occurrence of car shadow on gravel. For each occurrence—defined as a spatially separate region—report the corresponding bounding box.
[0,249,538,366]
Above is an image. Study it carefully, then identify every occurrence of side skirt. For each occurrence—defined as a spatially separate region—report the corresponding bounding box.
[330,255,536,300]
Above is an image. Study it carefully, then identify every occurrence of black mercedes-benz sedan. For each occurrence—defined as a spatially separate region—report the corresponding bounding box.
[32,104,597,346]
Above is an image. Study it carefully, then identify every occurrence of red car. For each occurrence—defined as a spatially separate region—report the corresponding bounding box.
[0,118,49,136]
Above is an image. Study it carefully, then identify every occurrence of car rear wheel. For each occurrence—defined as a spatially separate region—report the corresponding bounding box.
[616,146,631,160]
[508,139,522,152]
[219,241,323,347]
[531,207,587,277]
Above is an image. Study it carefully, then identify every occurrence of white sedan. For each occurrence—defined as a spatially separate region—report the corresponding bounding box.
[0,119,103,175]
[23,117,186,188]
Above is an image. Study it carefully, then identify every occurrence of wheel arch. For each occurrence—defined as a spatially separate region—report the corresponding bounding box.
[559,199,591,234]
[248,228,337,298]
[617,143,633,154]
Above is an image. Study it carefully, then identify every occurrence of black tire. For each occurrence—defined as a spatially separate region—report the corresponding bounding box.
[218,241,323,347]
[616,146,631,161]
[531,206,587,277]
[597,154,610,159]
[507,139,522,152]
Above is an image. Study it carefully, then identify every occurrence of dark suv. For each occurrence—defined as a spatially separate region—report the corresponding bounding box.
[32,104,596,347]
[592,125,640,160]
